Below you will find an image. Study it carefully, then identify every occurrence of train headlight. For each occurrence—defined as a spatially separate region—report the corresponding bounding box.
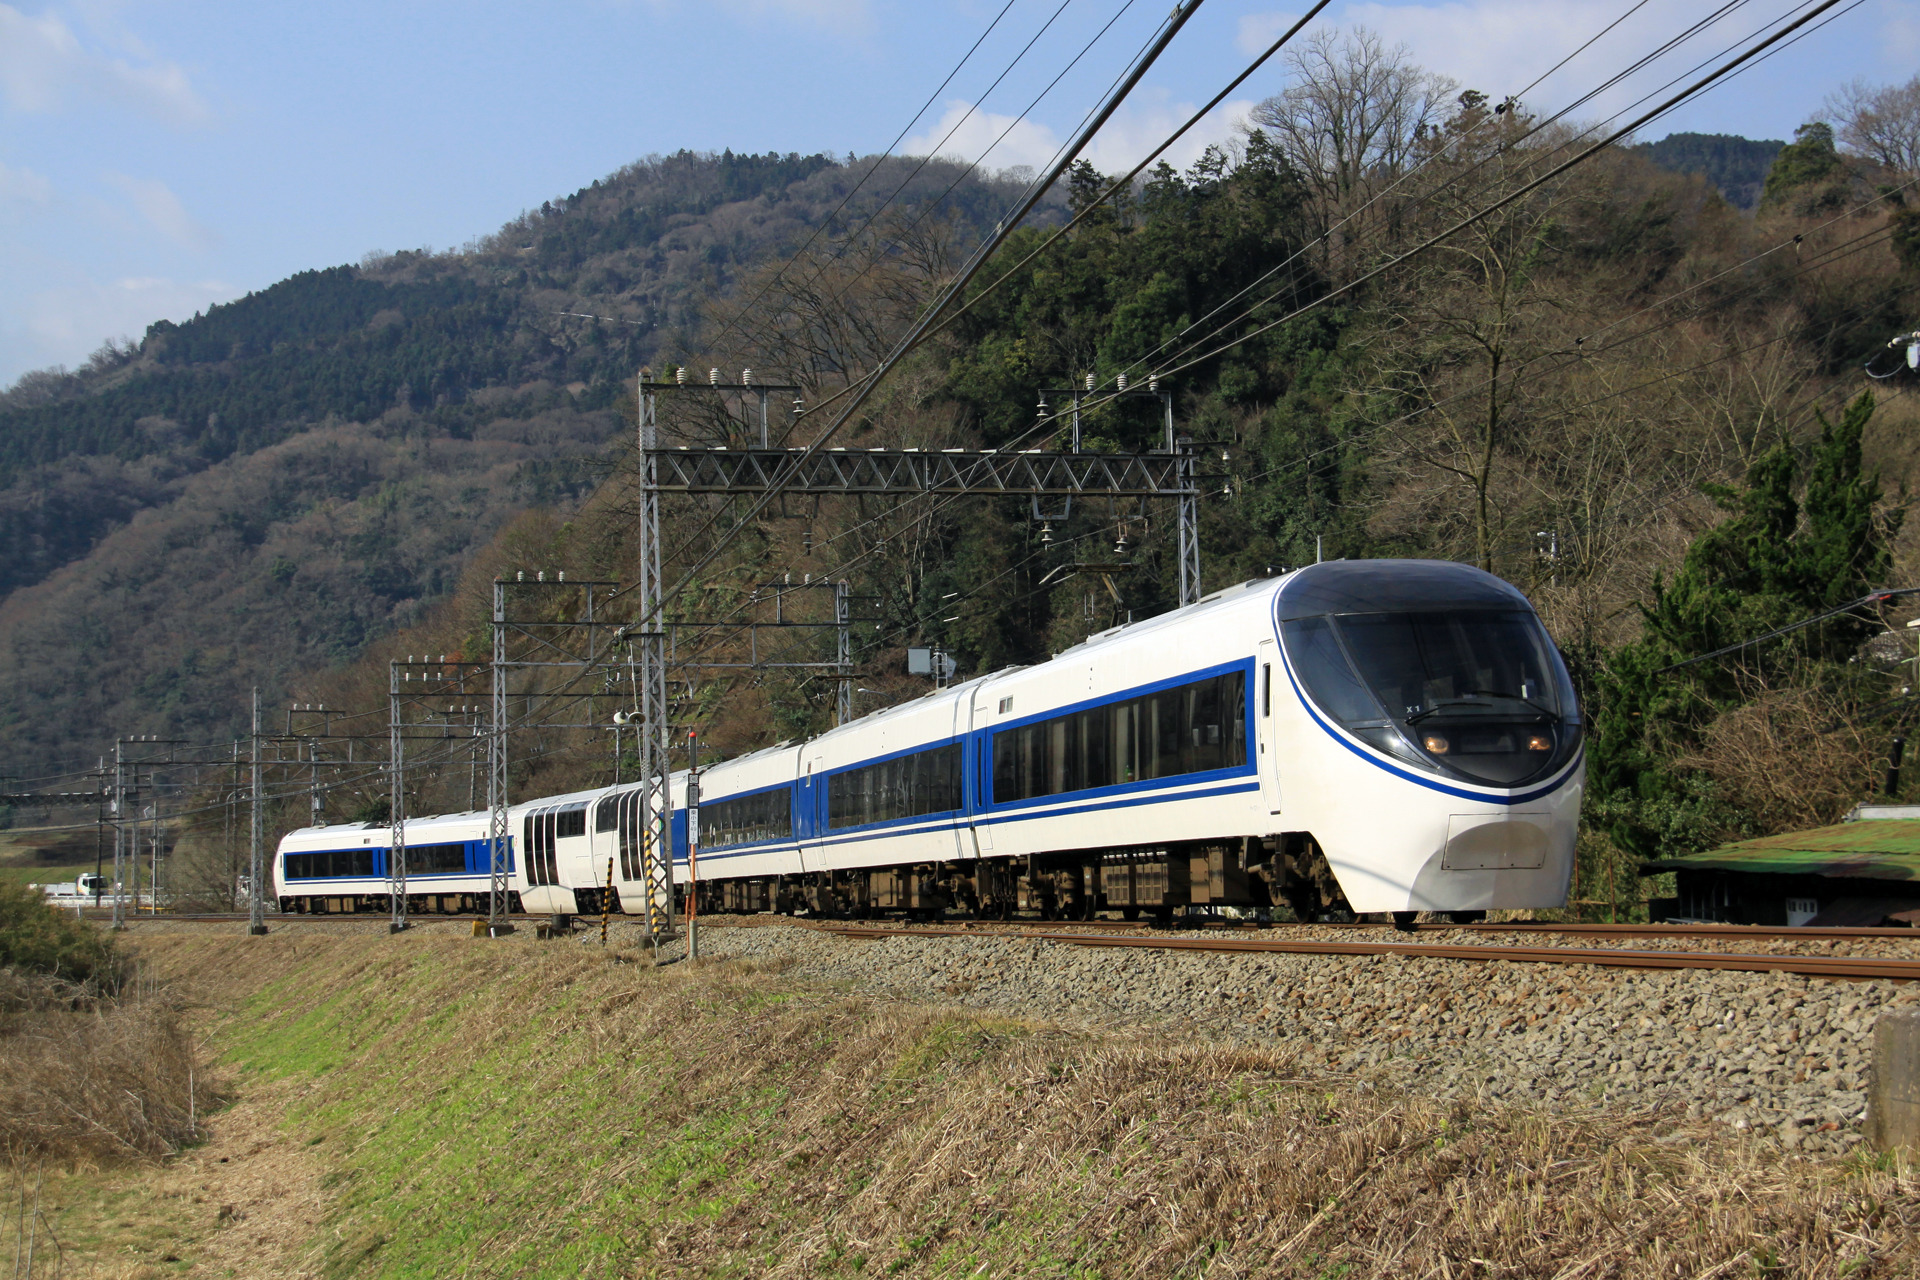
[1421,734,1450,755]
[1526,734,1552,752]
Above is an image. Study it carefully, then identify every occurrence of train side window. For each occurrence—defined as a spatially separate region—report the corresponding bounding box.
[594,795,618,833]
[991,669,1247,802]
[556,804,587,839]
[827,743,962,829]
[1262,664,1271,717]
[703,787,794,848]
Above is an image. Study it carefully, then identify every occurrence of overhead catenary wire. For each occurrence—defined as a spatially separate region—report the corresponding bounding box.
[626,0,1210,630]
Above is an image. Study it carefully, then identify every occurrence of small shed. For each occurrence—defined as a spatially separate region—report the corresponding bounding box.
[1642,805,1920,927]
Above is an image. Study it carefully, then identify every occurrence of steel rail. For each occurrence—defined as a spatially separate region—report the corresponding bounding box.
[806,916,1920,941]
[810,924,1920,981]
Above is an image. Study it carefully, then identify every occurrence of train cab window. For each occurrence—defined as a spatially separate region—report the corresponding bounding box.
[991,670,1247,804]
[1280,617,1379,725]
[1281,609,1581,786]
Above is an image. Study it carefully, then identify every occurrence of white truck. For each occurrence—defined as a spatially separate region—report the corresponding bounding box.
[37,873,109,901]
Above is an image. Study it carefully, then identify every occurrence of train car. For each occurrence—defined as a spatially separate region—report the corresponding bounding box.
[275,809,518,915]
[668,559,1582,923]
[273,559,1583,925]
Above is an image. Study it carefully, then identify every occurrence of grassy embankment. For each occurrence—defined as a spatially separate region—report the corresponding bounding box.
[13,923,1920,1278]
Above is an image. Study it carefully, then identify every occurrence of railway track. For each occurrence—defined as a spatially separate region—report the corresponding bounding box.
[809,922,1920,982]
[108,911,1920,943]
[103,911,1920,979]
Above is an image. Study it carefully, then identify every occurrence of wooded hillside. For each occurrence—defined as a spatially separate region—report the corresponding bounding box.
[0,152,1035,780]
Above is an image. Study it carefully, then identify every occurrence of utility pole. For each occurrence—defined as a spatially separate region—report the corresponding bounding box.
[93,759,105,903]
[249,690,267,935]
[111,741,125,929]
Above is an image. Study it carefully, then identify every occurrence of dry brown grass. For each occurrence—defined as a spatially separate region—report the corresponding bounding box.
[98,928,1920,1278]
[0,970,205,1166]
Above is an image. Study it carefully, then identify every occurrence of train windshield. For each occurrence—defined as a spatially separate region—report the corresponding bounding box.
[1283,609,1580,787]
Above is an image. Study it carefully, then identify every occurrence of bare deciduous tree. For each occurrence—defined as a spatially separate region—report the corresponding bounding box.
[1825,75,1920,174]
[1247,27,1456,252]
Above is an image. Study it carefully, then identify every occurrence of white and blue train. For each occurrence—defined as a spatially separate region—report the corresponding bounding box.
[276,559,1584,923]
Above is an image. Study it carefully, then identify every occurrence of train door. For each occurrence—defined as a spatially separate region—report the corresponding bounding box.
[949,693,973,862]
[797,758,820,874]
[967,685,995,858]
[1258,639,1282,815]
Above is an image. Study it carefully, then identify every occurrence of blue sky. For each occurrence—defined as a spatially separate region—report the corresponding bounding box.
[3,0,1916,386]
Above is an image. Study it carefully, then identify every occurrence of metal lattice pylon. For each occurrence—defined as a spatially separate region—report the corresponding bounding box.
[636,383,675,937]
[388,662,409,932]
[487,581,513,932]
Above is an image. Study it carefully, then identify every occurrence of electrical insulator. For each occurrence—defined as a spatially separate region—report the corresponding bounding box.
[1084,373,1095,392]
[1040,521,1055,548]
[709,368,720,386]
[1149,374,1160,393]
[1116,373,1128,391]
[675,367,687,386]
[742,368,753,386]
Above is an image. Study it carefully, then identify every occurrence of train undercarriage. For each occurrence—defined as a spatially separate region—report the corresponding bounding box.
[277,890,526,916]
[677,834,1457,926]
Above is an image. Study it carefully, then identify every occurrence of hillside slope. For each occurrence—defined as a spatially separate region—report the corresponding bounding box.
[0,152,1030,776]
[28,923,1912,1278]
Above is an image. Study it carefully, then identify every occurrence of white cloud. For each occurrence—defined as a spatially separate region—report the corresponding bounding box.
[104,172,217,250]
[1332,0,1843,123]
[1,273,235,384]
[903,98,1064,174]
[1082,89,1258,176]
[0,159,52,206]
[0,3,208,123]
[901,91,1256,183]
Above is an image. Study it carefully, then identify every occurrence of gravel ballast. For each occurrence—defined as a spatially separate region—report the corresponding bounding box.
[638,920,1920,1155]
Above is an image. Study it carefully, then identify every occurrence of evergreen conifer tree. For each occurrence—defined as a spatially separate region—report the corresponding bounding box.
[1589,392,1896,858]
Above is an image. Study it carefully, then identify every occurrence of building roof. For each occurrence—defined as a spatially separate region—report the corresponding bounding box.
[1644,819,1920,882]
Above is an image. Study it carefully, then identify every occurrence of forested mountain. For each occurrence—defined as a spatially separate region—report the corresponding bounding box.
[0,151,1038,778]
[1632,132,1784,210]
